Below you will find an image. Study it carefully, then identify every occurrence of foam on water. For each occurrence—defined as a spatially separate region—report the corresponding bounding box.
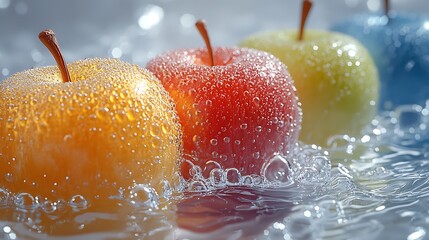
[2,102,429,239]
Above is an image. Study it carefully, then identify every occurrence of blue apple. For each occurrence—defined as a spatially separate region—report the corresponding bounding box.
[330,11,429,111]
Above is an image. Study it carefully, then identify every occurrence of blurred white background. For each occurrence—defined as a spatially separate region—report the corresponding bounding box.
[0,0,428,77]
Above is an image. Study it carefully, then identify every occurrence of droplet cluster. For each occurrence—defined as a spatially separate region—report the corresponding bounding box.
[0,58,183,200]
[240,30,379,146]
[177,141,331,192]
[330,12,429,110]
[147,47,302,178]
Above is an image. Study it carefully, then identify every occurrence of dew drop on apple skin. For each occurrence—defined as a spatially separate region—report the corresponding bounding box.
[0,58,183,200]
[4,173,12,182]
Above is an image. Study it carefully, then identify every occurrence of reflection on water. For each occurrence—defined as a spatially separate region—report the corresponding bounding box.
[176,187,293,239]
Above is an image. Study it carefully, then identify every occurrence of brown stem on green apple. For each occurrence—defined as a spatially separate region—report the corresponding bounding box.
[38,29,72,83]
[298,0,313,41]
[195,20,214,66]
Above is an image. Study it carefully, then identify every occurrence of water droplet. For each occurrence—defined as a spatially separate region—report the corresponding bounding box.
[262,155,291,183]
[225,168,241,185]
[4,173,12,182]
[210,169,225,187]
[189,164,202,177]
[193,135,201,143]
[252,152,261,159]
[202,161,222,179]
[14,193,36,210]
[41,200,57,213]
[69,195,88,211]
[63,134,72,142]
[128,184,159,209]
[253,97,261,105]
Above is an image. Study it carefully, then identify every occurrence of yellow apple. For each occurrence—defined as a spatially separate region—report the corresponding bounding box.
[0,30,183,200]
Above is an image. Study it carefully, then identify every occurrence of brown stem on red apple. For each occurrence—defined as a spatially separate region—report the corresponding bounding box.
[384,0,390,21]
[298,0,313,41]
[38,29,72,83]
[195,20,214,66]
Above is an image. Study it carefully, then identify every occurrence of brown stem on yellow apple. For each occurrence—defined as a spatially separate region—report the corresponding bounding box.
[298,0,313,41]
[38,29,72,83]
[195,20,214,66]
[384,0,390,20]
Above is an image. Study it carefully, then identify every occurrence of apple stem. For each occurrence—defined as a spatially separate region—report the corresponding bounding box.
[384,0,390,20]
[298,0,313,41]
[38,29,72,83]
[195,20,214,66]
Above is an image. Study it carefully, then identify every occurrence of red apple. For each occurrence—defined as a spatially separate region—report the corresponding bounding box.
[146,20,302,179]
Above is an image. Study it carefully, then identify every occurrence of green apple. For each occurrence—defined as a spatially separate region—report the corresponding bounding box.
[240,26,379,147]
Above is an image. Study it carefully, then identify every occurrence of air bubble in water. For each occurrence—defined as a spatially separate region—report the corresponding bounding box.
[69,195,88,211]
[242,175,253,185]
[262,155,291,183]
[225,168,242,185]
[128,184,159,209]
[202,160,222,179]
[189,164,202,178]
[14,193,36,210]
[210,169,226,187]
[41,200,57,214]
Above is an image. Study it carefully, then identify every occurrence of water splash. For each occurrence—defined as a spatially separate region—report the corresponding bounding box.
[2,102,429,239]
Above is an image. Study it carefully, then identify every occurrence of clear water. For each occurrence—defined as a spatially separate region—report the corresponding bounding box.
[2,102,429,239]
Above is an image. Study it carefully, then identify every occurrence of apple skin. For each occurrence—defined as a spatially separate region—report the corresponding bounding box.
[330,12,429,110]
[146,47,302,178]
[240,30,379,146]
[0,58,183,200]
